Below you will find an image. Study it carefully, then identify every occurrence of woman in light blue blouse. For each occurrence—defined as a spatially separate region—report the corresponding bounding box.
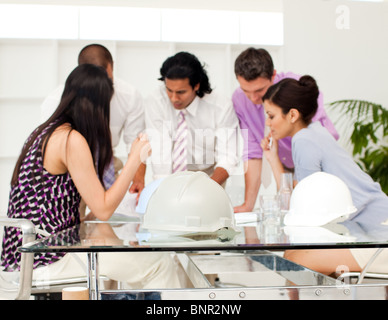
[261,75,388,275]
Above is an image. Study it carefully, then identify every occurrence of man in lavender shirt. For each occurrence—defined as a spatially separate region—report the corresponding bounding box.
[233,48,339,213]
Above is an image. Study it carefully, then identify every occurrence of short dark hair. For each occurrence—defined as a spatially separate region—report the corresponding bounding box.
[234,47,274,81]
[78,44,113,69]
[159,52,212,98]
[263,75,319,124]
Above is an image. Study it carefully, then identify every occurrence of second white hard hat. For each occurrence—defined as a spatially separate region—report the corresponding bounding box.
[284,172,357,227]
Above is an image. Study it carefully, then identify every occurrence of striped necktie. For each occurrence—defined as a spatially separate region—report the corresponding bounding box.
[172,110,188,173]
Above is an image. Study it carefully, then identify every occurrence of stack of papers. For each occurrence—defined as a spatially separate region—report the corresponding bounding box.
[234,212,259,225]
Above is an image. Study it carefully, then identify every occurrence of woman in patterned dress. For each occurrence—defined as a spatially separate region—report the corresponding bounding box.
[1,64,181,290]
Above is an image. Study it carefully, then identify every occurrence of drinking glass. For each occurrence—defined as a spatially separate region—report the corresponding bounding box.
[259,194,281,224]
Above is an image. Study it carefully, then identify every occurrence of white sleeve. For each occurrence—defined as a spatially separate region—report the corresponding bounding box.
[214,98,240,175]
[121,89,145,153]
[40,86,63,122]
[145,92,173,180]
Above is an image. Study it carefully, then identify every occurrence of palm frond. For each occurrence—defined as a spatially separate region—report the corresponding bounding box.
[328,99,384,123]
[328,99,388,194]
[328,99,388,154]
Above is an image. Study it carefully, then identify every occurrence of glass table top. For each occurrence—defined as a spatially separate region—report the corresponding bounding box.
[19,213,388,253]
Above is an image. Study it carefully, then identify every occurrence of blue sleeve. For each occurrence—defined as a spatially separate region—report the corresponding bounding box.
[292,137,323,182]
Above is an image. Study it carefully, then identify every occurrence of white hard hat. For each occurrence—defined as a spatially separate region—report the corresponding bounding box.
[284,172,357,227]
[136,177,165,214]
[142,171,236,232]
[284,226,356,243]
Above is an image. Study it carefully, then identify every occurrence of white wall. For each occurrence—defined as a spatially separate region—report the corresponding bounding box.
[0,0,387,213]
[284,0,388,104]
[283,0,388,149]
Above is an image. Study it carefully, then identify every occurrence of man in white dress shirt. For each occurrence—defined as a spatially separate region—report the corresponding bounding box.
[145,51,239,186]
[40,44,146,196]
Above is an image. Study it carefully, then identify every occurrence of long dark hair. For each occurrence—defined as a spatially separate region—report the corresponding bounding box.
[262,75,319,124]
[158,51,212,98]
[12,64,114,187]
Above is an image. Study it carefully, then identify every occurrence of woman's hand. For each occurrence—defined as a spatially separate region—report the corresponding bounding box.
[260,133,285,189]
[260,133,279,164]
[128,133,151,164]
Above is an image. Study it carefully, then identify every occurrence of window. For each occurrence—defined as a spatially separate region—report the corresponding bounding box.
[0,4,284,45]
[0,4,78,39]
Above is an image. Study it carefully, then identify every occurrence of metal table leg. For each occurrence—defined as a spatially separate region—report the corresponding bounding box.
[357,247,384,284]
[87,252,99,300]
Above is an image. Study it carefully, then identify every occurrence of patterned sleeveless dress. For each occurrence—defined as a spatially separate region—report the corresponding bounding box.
[1,124,81,271]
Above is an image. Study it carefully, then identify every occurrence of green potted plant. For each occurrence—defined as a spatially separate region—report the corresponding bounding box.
[328,100,388,194]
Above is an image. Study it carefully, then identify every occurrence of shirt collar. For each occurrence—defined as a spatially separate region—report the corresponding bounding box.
[174,95,200,117]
